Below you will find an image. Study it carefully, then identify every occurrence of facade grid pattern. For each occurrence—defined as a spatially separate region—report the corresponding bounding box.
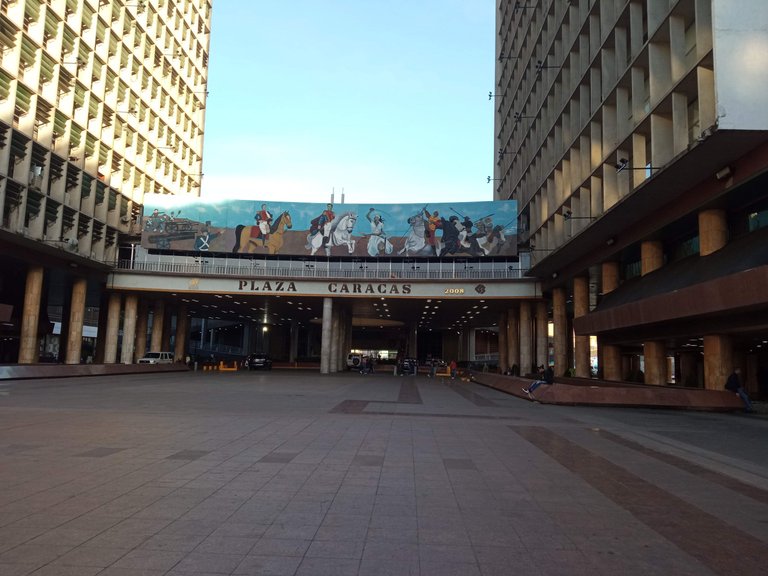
[494,0,714,263]
[0,0,210,262]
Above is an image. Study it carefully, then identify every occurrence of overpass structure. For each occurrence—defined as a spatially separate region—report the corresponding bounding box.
[106,253,542,374]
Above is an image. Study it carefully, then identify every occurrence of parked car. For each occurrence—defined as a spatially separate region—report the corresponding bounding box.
[246,353,272,370]
[346,353,362,370]
[137,351,174,364]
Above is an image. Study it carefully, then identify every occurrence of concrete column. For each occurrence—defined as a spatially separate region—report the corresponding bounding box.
[150,300,165,352]
[602,261,620,293]
[161,307,172,351]
[19,265,44,364]
[602,346,622,381]
[409,323,418,359]
[507,305,520,372]
[535,301,548,369]
[641,243,665,384]
[519,301,533,375]
[641,240,664,275]
[498,311,508,373]
[121,294,138,364]
[134,299,149,361]
[64,277,87,365]
[643,341,667,385]
[103,293,122,364]
[553,288,568,377]
[58,281,74,363]
[289,320,299,364]
[174,304,188,363]
[703,334,732,391]
[330,306,341,372]
[94,292,109,364]
[345,308,353,367]
[698,209,727,256]
[320,297,333,374]
[573,276,590,378]
[600,261,622,380]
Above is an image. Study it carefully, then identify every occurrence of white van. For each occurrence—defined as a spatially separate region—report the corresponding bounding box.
[137,351,174,364]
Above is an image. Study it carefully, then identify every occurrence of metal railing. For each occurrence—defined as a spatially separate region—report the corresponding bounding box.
[116,256,530,281]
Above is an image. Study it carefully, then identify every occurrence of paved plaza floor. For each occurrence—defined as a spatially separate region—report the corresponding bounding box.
[0,370,766,576]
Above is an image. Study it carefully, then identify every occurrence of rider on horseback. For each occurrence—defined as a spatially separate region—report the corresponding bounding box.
[255,204,273,246]
[310,203,336,244]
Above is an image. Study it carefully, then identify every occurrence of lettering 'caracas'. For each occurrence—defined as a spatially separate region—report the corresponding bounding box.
[328,283,412,295]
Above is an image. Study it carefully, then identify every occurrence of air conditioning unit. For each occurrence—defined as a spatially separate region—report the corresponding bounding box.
[28,175,43,190]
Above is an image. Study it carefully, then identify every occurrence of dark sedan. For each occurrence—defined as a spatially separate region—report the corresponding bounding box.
[246,353,273,370]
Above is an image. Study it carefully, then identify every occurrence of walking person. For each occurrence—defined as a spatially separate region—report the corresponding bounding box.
[523,364,554,398]
[449,359,457,380]
[725,367,754,412]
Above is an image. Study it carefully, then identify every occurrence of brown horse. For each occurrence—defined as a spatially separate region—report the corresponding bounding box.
[232,211,292,255]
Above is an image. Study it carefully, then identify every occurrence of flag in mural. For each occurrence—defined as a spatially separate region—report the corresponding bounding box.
[140,196,518,258]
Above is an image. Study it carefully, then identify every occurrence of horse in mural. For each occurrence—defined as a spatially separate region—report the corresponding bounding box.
[398,211,434,257]
[232,211,292,255]
[306,211,357,256]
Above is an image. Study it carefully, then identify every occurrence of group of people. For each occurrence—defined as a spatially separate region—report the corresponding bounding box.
[421,208,507,257]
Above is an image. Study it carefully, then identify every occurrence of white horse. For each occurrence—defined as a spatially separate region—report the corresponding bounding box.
[399,212,435,256]
[307,211,357,256]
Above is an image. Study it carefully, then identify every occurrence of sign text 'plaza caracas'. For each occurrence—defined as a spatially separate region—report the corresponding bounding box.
[141,196,518,259]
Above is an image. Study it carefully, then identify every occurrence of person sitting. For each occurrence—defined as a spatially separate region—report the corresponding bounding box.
[523,365,554,398]
[725,368,753,413]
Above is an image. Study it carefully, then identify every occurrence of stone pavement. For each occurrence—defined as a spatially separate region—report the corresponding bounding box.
[0,371,766,576]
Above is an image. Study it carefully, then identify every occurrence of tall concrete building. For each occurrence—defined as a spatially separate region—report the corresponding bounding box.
[494,0,768,394]
[0,0,210,363]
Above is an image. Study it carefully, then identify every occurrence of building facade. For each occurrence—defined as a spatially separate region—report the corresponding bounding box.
[0,0,210,363]
[494,0,768,395]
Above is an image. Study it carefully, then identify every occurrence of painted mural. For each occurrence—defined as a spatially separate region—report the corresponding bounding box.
[140,196,518,258]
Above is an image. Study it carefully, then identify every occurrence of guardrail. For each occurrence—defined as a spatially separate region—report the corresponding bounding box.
[116,258,530,281]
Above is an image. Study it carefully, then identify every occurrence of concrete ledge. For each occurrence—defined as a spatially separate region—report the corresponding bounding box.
[0,363,189,381]
[471,372,745,411]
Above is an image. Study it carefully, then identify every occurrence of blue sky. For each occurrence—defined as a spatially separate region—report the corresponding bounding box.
[200,1,495,205]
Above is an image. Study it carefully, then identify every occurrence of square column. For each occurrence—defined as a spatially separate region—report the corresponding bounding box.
[320,297,333,374]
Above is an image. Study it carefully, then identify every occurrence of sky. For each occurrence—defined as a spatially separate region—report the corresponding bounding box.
[199,1,496,206]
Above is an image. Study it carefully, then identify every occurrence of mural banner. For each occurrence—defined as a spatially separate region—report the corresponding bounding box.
[141,195,517,258]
